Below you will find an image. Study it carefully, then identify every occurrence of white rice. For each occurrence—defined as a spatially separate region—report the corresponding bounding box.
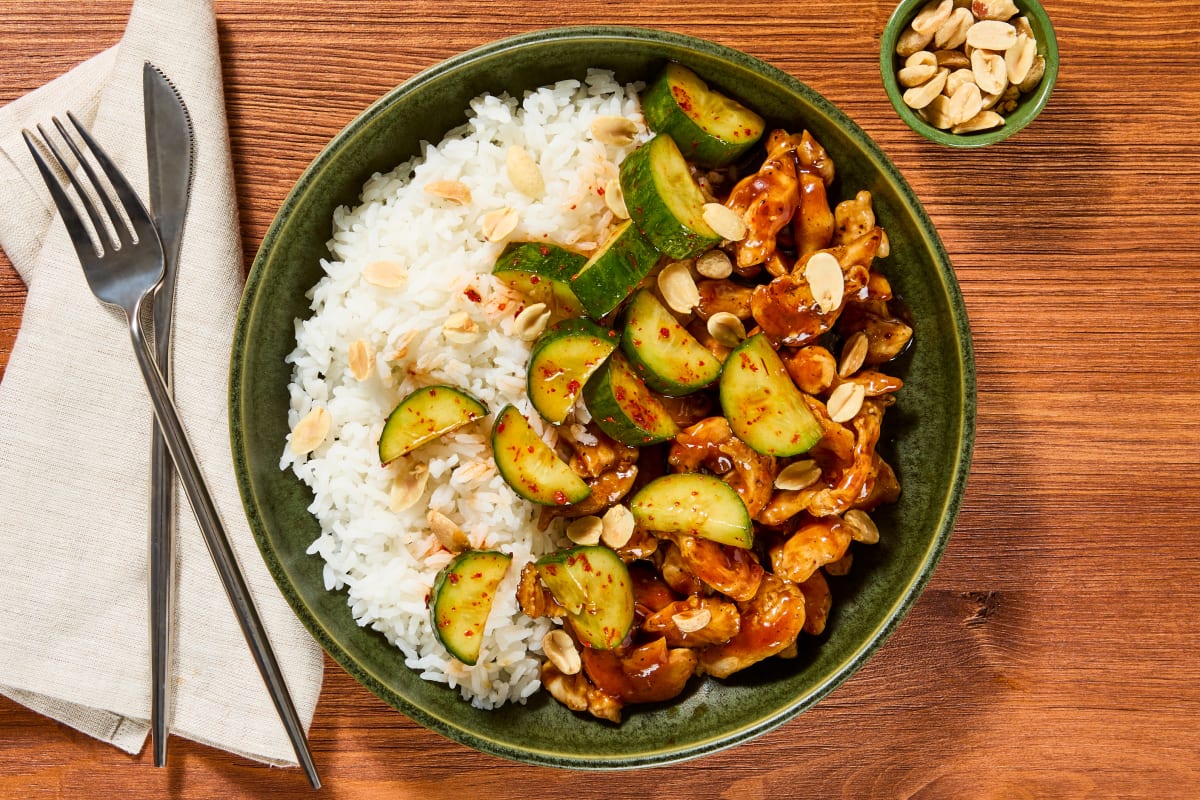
[281,70,648,708]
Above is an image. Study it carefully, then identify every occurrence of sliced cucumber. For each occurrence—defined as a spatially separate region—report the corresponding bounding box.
[535,545,635,650]
[527,318,618,424]
[720,333,822,457]
[620,289,723,396]
[569,220,660,320]
[492,241,586,321]
[629,473,753,549]
[491,404,591,505]
[641,63,765,167]
[379,385,487,465]
[430,549,512,665]
[619,134,722,260]
[583,350,680,446]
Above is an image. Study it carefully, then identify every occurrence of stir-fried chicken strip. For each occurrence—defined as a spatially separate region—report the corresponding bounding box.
[582,637,698,706]
[695,278,755,321]
[667,532,764,602]
[724,130,803,273]
[769,517,853,585]
[540,425,639,523]
[782,345,837,396]
[698,574,807,679]
[642,595,742,647]
[517,562,566,620]
[669,416,777,518]
[794,172,834,259]
[797,570,832,636]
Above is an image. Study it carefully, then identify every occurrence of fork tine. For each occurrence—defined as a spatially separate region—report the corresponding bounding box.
[22,128,101,258]
[67,112,159,245]
[50,116,127,249]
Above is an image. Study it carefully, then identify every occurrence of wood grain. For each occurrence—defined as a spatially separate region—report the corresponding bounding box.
[2,1,1199,797]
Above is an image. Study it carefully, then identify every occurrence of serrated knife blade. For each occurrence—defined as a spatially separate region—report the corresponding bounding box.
[143,60,194,769]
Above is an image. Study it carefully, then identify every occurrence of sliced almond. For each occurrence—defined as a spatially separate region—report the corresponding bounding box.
[696,249,734,279]
[362,259,408,289]
[827,382,866,423]
[946,81,984,126]
[966,19,1017,51]
[971,49,1009,95]
[706,312,747,348]
[911,0,953,36]
[591,115,639,146]
[566,515,603,546]
[950,109,1006,134]
[542,629,581,675]
[481,207,520,242]
[442,311,479,344]
[672,607,712,634]
[657,260,701,314]
[424,179,472,205]
[1018,54,1047,93]
[289,407,330,455]
[513,302,551,341]
[902,68,949,110]
[878,229,891,259]
[389,464,430,512]
[971,0,1019,21]
[896,25,935,58]
[803,251,844,314]
[844,508,880,544]
[933,7,974,50]
[603,178,629,219]
[348,339,374,381]
[428,509,469,553]
[702,203,747,241]
[601,504,636,549]
[1005,34,1037,85]
[775,459,822,491]
[838,331,869,378]
[506,145,545,199]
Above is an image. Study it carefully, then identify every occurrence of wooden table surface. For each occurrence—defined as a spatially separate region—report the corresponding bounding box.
[3,1,1199,797]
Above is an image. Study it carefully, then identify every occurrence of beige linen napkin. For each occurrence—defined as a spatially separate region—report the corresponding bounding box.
[0,0,324,766]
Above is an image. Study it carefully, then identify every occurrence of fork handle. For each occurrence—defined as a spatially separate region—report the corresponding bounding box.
[149,422,174,768]
[127,313,321,790]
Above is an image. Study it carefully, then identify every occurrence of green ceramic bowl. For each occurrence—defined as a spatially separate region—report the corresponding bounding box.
[230,26,975,769]
[880,0,1058,147]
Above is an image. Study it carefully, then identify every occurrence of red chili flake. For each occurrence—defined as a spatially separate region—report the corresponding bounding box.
[449,573,461,584]
[530,276,541,284]
[464,287,482,303]
[566,379,580,394]
[554,491,567,505]
[539,245,551,257]
[659,327,670,339]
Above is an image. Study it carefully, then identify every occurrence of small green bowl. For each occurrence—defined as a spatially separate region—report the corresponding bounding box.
[231,26,975,769]
[880,0,1058,147]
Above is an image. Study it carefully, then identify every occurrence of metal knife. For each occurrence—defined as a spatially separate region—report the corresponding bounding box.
[143,61,194,769]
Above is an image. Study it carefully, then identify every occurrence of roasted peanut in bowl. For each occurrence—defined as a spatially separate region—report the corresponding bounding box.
[880,0,1058,146]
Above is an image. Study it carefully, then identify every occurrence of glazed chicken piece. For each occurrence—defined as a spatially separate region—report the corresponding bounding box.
[698,574,807,679]
[838,369,905,398]
[630,561,679,616]
[516,562,565,620]
[695,278,755,321]
[541,661,623,723]
[794,171,834,259]
[796,129,835,187]
[668,416,777,518]
[769,517,852,585]
[724,130,803,273]
[838,302,914,366]
[540,425,638,522]
[656,392,716,429]
[781,345,837,395]
[642,595,742,647]
[581,637,698,706]
[832,190,876,246]
[659,540,708,597]
[797,570,833,636]
[666,532,764,602]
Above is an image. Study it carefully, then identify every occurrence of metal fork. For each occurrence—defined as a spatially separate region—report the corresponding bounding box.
[22,115,321,790]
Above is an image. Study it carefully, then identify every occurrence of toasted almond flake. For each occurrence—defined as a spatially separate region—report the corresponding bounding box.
[591,115,639,146]
[428,509,469,553]
[289,407,330,455]
[657,260,701,314]
[442,311,479,344]
[966,19,1017,51]
[481,207,520,242]
[702,203,747,241]
[696,249,734,279]
[706,311,747,348]
[672,607,712,634]
[803,251,845,314]
[827,382,866,423]
[911,0,953,35]
[513,302,551,341]
[542,629,582,675]
[775,459,822,491]
[603,178,629,219]
[878,229,891,258]
[824,552,854,576]
[424,179,472,205]
[838,331,869,378]
[844,508,880,544]
[1005,33,1036,85]
[362,259,408,289]
[348,339,374,381]
[601,504,636,549]
[506,146,545,198]
[566,516,603,546]
[389,464,429,512]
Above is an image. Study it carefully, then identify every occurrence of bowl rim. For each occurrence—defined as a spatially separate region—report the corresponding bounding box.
[878,0,1059,147]
[231,24,977,769]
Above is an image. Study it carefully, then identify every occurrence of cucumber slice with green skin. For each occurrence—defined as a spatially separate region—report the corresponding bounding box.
[620,289,724,396]
[527,318,619,424]
[491,404,591,505]
[629,473,753,549]
[379,385,487,465]
[641,63,765,168]
[429,549,512,666]
[492,241,586,320]
[569,220,660,320]
[619,134,722,260]
[535,545,635,650]
[583,350,680,446]
[720,333,823,457]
